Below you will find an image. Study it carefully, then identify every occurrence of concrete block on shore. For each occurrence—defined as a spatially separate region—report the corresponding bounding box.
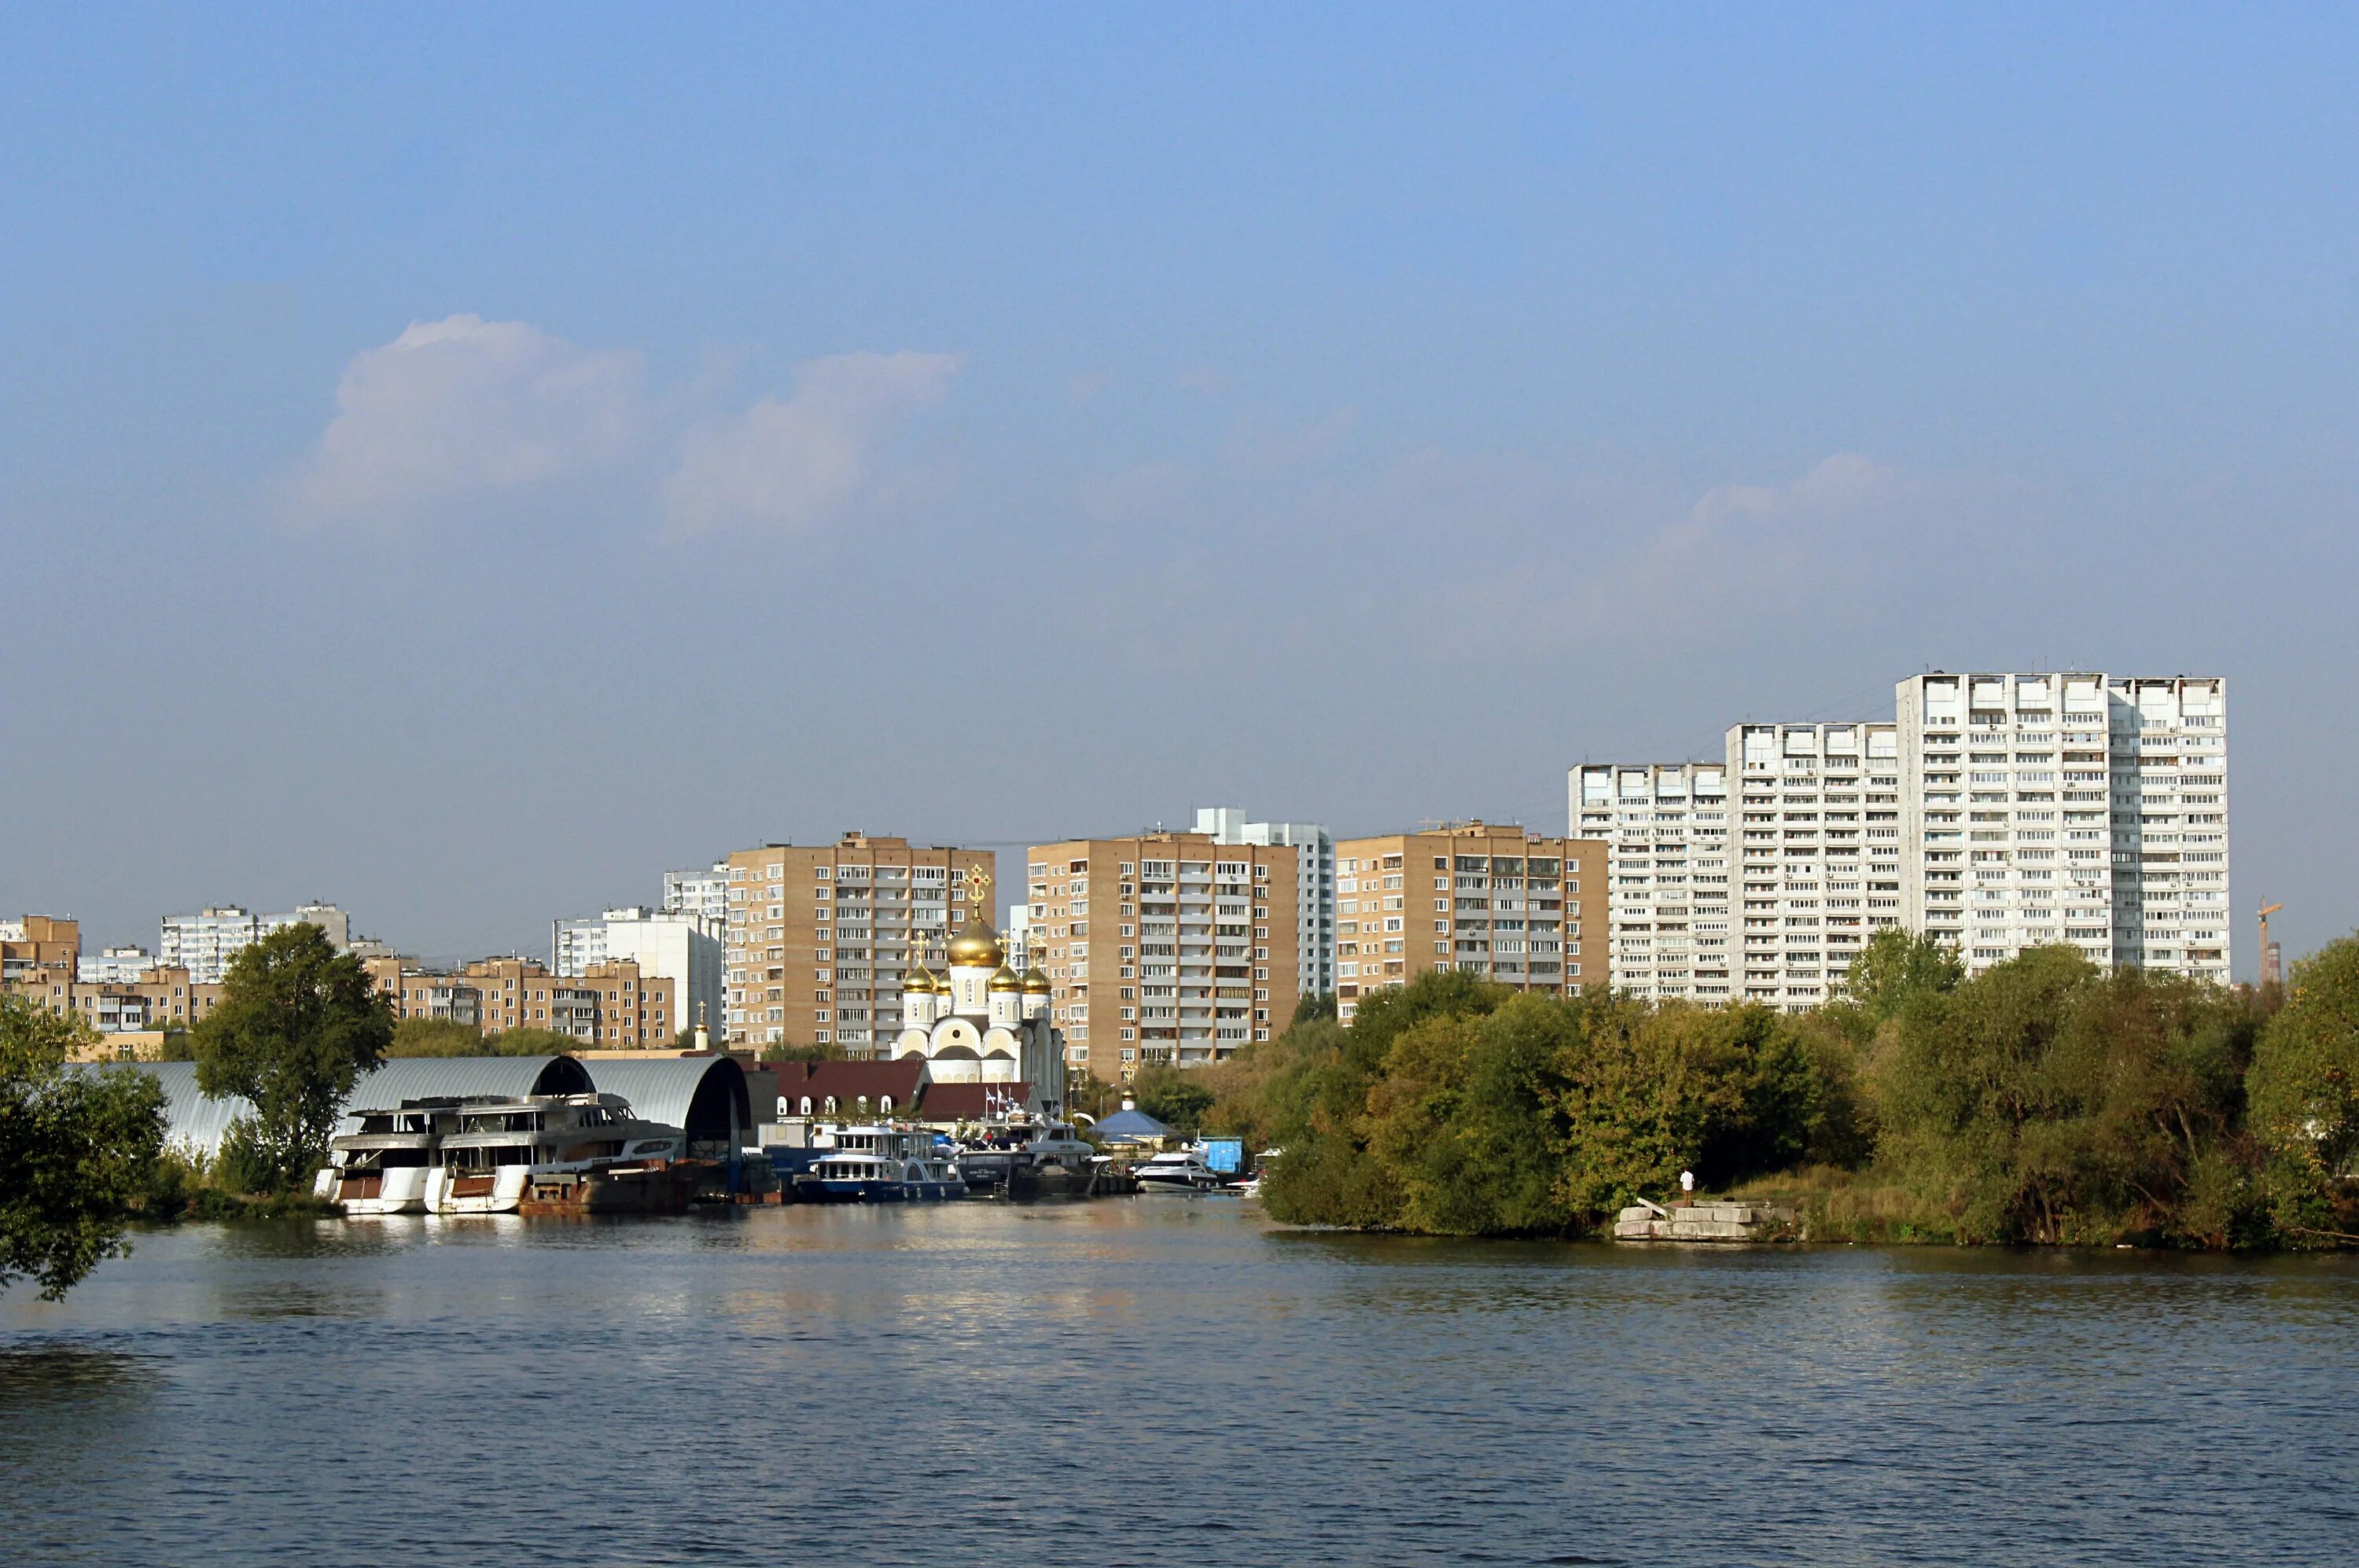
[1612,1198,1799,1242]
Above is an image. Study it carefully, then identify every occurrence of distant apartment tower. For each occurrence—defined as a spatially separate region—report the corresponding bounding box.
[721,834,996,1055]
[1194,807,1336,1002]
[1724,723,1905,1010]
[78,945,160,984]
[1331,823,1604,1025]
[160,902,353,984]
[1571,765,1733,1002]
[662,862,731,936]
[551,906,723,1041]
[1001,904,1038,974]
[1897,672,2228,981]
[1026,833,1300,1081]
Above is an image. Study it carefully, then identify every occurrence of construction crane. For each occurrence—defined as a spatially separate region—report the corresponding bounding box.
[2258,900,2284,988]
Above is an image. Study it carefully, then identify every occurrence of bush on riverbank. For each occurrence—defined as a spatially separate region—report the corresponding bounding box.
[1224,931,2359,1249]
[1249,974,1861,1235]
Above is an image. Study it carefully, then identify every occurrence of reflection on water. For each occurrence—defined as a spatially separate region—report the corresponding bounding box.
[5,1202,2357,1566]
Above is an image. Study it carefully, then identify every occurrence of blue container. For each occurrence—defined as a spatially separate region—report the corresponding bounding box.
[1202,1138,1244,1174]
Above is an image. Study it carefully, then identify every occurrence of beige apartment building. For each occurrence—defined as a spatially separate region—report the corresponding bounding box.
[1332,823,1606,1025]
[9,964,223,1033]
[721,833,997,1056]
[1025,833,1299,1083]
[364,955,678,1044]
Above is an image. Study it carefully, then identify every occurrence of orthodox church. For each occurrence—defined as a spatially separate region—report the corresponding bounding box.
[893,869,1062,1116]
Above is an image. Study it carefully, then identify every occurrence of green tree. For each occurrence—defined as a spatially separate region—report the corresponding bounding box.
[2247,937,2359,1243]
[760,1038,845,1064]
[1550,999,1812,1215]
[386,1017,486,1057]
[1290,993,1338,1028]
[1,995,167,1298]
[193,925,394,1192]
[1260,970,1509,1229]
[1130,1062,1216,1132]
[1840,926,1966,1018]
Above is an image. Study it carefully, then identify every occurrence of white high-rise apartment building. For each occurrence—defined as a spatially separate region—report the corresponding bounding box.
[160,902,353,984]
[1194,807,1336,1000]
[1571,764,1732,1002]
[1726,723,1906,1010]
[551,906,724,1039]
[1897,672,2229,981]
[662,862,730,937]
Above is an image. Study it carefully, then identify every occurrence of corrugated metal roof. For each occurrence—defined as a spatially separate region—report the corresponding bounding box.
[68,1062,252,1158]
[583,1056,749,1141]
[336,1055,590,1132]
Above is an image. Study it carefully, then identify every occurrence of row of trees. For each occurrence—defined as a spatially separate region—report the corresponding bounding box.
[1142,929,2359,1247]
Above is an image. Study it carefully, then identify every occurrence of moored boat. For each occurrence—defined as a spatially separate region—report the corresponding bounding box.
[422,1093,689,1215]
[313,1098,462,1214]
[1133,1149,1230,1193]
[792,1125,968,1202]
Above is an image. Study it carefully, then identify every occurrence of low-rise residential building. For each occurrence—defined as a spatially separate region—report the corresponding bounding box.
[720,834,997,1055]
[1194,807,1336,1002]
[1025,832,1300,1081]
[365,954,679,1044]
[1332,823,1605,1025]
[8,964,221,1032]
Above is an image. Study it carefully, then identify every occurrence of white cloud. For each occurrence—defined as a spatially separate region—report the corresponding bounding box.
[1410,451,1912,653]
[659,351,961,537]
[286,315,645,521]
[1688,451,1893,527]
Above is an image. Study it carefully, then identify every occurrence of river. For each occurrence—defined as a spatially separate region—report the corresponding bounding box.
[3,1200,2354,1566]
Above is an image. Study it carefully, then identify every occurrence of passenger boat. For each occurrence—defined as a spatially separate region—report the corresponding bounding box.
[793,1125,968,1202]
[1133,1149,1230,1193]
[421,1093,691,1215]
[313,1098,462,1214]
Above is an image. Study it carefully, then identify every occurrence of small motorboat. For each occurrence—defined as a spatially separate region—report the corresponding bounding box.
[1133,1150,1230,1192]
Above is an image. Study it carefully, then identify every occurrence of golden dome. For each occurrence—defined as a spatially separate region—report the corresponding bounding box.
[988,964,1024,992]
[1021,966,1051,993]
[947,912,1004,969]
[903,963,939,994]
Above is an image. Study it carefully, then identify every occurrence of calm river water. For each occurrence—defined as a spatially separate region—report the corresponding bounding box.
[4,1201,2356,1566]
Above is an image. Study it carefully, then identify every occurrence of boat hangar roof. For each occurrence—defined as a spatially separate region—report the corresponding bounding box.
[582,1055,750,1143]
[77,1055,598,1155]
[335,1055,591,1133]
[71,1061,252,1159]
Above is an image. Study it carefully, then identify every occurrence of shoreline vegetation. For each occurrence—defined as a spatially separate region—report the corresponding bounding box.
[1139,929,2359,1250]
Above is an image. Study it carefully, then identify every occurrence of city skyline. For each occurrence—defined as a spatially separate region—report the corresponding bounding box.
[6,9,2352,970]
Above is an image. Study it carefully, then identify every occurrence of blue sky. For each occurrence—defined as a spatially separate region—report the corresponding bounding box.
[3,6,2353,966]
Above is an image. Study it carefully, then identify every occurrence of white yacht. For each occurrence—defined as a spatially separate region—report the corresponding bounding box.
[423,1094,689,1215]
[313,1099,462,1214]
[1133,1150,1229,1193]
